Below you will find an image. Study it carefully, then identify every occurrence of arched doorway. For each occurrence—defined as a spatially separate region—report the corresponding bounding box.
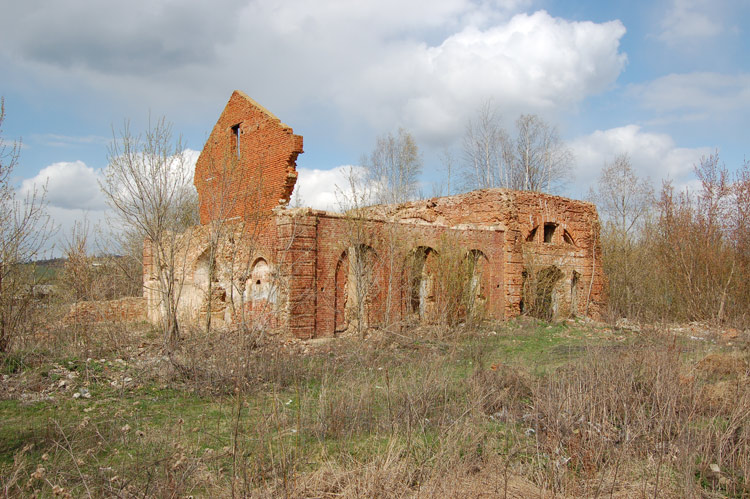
[522,265,563,320]
[334,251,349,334]
[407,246,437,320]
[465,249,488,320]
[248,258,272,303]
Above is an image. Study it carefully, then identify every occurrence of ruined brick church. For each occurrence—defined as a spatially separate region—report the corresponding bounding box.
[143,90,606,338]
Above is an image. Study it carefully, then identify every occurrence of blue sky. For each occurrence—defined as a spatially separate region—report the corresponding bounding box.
[1,0,748,247]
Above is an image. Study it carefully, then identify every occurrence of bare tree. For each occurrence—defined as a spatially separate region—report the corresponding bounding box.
[506,114,572,192]
[462,100,508,190]
[590,154,653,238]
[461,102,572,193]
[589,154,653,320]
[100,118,195,349]
[364,128,422,205]
[431,147,456,198]
[0,98,54,352]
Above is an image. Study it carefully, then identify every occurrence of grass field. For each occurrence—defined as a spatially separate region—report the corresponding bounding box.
[1,318,748,497]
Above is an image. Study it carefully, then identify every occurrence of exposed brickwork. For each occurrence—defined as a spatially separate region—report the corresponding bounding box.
[141,92,607,338]
[194,90,303,224]
[64,297,146,324]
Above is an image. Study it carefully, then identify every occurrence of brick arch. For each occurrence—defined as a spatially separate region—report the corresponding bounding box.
[247,257,272,302]
[193,247,214,288]
[333,250,349,334]
[405,246,438,319]
[332,244,382,333]
[521,264,564,320]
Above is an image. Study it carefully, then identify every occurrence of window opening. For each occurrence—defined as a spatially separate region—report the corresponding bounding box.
[563,229,574,245]
[231,124,241,158]
[543,223,556,243]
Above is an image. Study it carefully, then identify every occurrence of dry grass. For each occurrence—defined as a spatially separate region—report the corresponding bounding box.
[1,319,749,497]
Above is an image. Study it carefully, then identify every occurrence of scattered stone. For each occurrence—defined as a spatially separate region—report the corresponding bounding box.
[719,329,740,342]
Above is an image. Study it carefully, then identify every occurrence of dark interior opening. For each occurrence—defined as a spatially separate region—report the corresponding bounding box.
[231,124,241,158]
[563,229,574,245]
[543,223,556,243]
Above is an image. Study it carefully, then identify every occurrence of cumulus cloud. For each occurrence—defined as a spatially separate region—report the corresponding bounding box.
[334,10,627,141]
[0,1,627,146]
[19,149,200,255]
[295,165,375,211]
[20,161,107,211]
[569,125,711,195]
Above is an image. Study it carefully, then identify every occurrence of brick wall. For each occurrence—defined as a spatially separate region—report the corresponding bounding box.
[139,92,606,339]
[194,90,303,225]
[64,297,146,325]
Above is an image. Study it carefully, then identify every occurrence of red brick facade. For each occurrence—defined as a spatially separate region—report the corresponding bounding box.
[150,91,606,338]
[194,90,303,224]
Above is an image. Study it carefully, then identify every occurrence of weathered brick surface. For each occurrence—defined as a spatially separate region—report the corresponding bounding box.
[140,92,606,338]
[194,90,303,224]
[64,297,146,324]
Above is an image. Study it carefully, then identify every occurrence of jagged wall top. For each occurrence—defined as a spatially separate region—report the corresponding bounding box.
[194,91,304,224]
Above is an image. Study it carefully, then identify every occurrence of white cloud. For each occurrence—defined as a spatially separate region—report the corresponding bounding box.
[334,10,627,141]
[19,149,200,255]
[569,125,712,195]
[20,161,107,211]
[659,0,724,45]
[0,2,627,147]
[295,165,374,211]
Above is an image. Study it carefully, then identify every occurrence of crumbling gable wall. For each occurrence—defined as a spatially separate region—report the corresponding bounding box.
[194,90,303,224]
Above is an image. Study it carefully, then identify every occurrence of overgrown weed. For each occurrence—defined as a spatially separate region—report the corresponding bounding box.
[2,319,748,497]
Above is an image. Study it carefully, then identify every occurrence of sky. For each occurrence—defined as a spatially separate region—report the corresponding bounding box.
[1,0,748,252]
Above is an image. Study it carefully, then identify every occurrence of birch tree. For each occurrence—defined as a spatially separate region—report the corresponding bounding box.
[506,114,572,193]
[365,128,422,205]
[462,101,508,190]
[461,102,572,193]
[100,118,195,349]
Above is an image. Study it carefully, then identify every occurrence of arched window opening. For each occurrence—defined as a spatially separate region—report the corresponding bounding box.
[570,270,580,316]
[247,258,273,303]
[543,223,557,243]
[465,249,488,320]
[194,248,216,289]
[563,229,575,246]
[350,244,379,330]
[334,251,349,334]
[407,246,437,319]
